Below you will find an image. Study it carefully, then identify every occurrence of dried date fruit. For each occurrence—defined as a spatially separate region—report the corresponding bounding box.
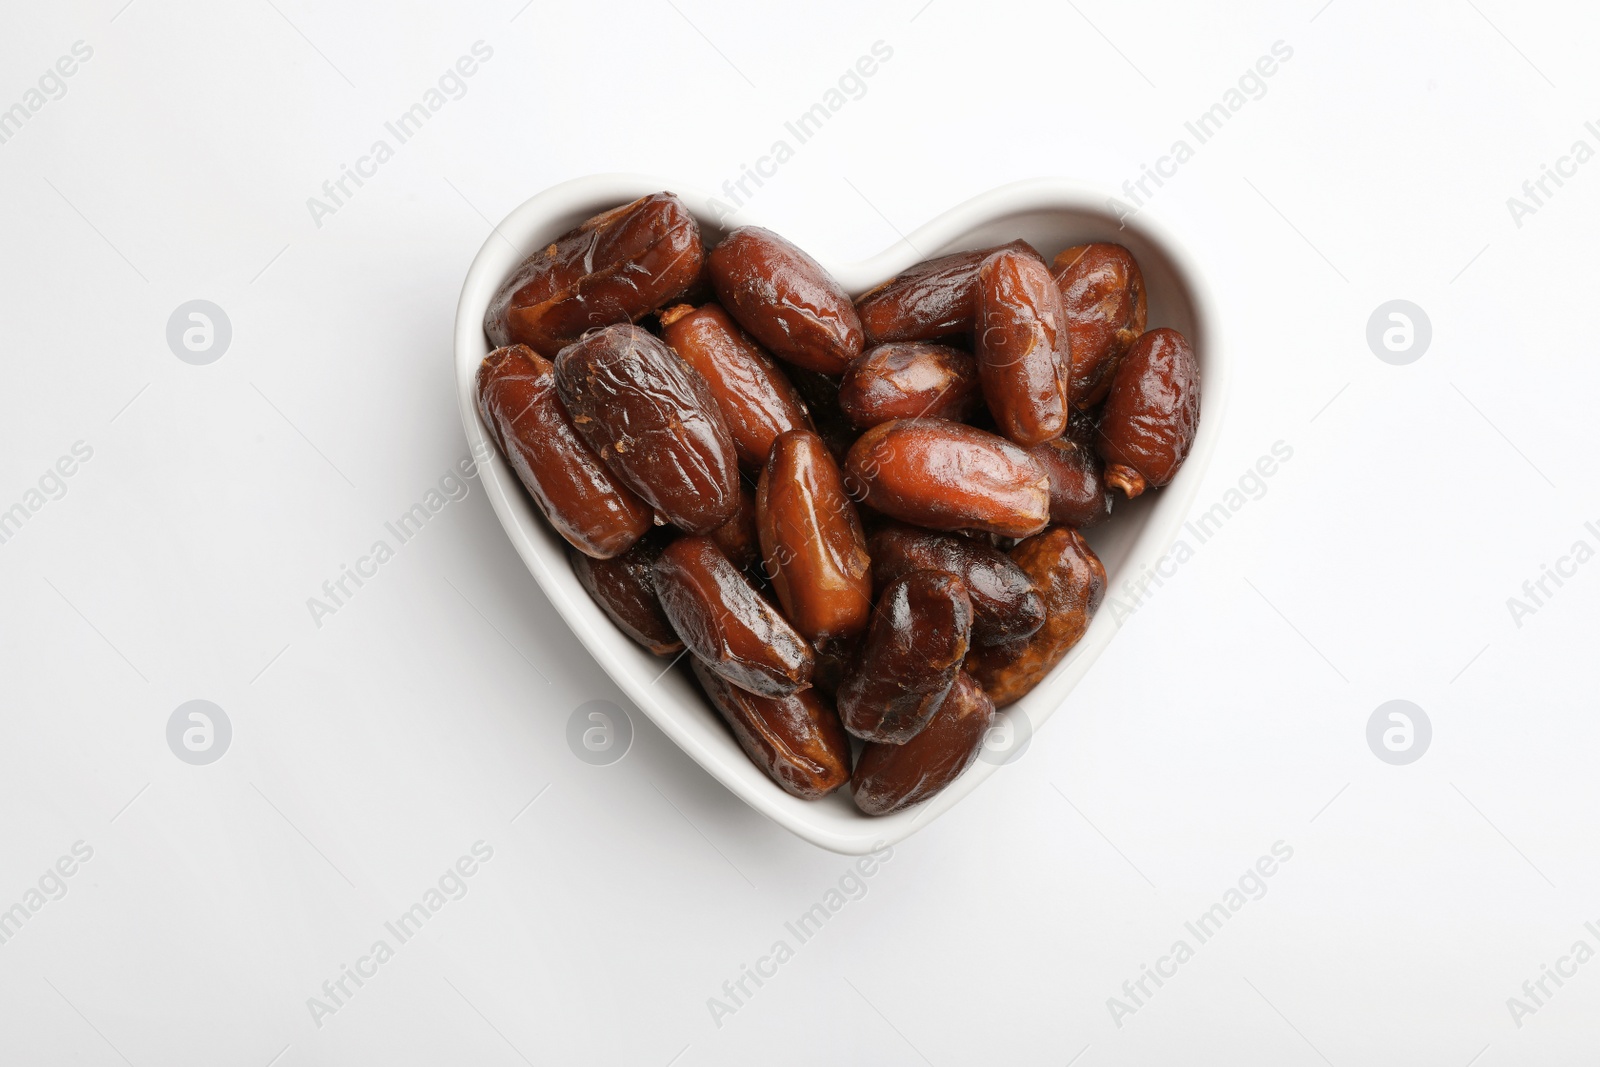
[836,570,972,743]
[692,659,850,800]
[856,240,1042,345]
[570,530,681,654]
[475,344,652,558]
[1094,327,1199,498]
[966,527,1105,707]
[868,522,1045,646]
[757,430,873,646]
[1027,436,1112,528]
[1051,243,1147,408]
[555,324,739,533]
[975,248,1070,446]
[843,419,1050,538]
[707,227,863,374]
[851,672,995,815]
[485,192,703,355]
[654,535,814,697]
[837,342,981,430]
[659,302,811,468]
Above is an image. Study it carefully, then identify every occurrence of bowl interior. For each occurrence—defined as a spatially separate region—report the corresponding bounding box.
[454,175,1223,853]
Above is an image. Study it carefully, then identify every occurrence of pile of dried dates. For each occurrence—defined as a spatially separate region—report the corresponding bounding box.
[477,191,1199,816]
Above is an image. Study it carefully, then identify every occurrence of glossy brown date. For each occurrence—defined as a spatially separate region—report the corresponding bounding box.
[1052,243,1148,409]
[966,527,1106,707]
[851,672,995,816]
[555,324,739,533]
[843,419,1050,538]
[868,522,1045,647]
[837,570,972,743]
[1094,327,1200,498]
[855,240,1042,345]
[654,535,814,697]
[757,430,873,646]
[975,249,1070,446]
[692,658,850,800]
[707,227,863,374]
[837,342,981,430]
[485,192,703,356]
[475,345,652,558]
[1027,436,1112,528]
[569,530,681,655]
[659,302,812,469]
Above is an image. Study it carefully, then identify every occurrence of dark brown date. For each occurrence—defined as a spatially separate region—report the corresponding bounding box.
[692,659,850,800]
[1027,436,1112,528]
[868,522,1045,646]
[659,302,811,468]
[569,531,681,654]
[1094,327,1200,498]
[975,248,1070,446]
[708,483,762,574]
[851,672,994,815]
[787,366,858,464]
[485,193,703,356]
[654,535,813,697]
[837,342,981,430]
[555,324,739,533]
[707,227,863,374]
[966,527,1105,707]
[475,344,652,558]
[1051,243,1147,408]
[843,419,1050,538]
[837,570,972,743]
[757,430,873,645]
[855,240,1042,345]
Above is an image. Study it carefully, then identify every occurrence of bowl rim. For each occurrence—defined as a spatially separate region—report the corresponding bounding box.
[454,173,1228,854]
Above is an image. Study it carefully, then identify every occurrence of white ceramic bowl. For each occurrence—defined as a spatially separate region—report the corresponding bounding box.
[454,175,1226,854]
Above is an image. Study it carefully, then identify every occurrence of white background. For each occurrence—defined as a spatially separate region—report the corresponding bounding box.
[2,0,1597,1063]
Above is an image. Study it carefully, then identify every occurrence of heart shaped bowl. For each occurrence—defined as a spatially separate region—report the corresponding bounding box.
[454,174,1226,853]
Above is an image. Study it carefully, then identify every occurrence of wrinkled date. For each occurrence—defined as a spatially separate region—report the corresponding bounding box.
[844,419,1050,538]
[570,530,681,655]
[654,536,814,697]
[485,193,703,355]
[851,672,994,816]
[855,240,1042,345]
[837,570,973,743]
[1052,243,1147,409]
[692,659,851,800]
[555,324,739,533]
[476,344,653,558]
[837,342,981,430]
[966,527,1106,707]
[868,522,1045,646]
[1027,435,1111,529]
[757,430,873,646]
[659,302,812,469]
[1094,327,1200,498]
[708,227,863,374]
[975,248,1070,446]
